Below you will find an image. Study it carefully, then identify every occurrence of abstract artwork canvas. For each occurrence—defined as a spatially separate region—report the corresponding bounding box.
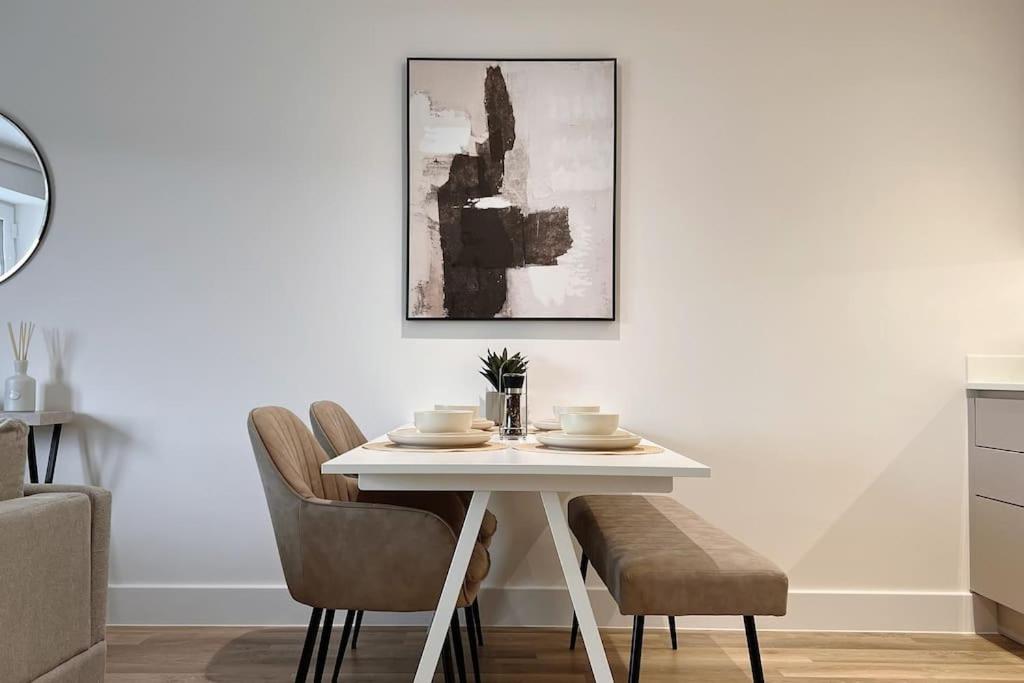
[407,58,616,320]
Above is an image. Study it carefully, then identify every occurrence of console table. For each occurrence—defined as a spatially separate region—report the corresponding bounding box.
[0,411,73,484]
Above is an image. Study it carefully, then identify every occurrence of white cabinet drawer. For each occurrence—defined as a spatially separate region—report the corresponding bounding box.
[976,398,1024,453]
[971,447,1024,507]
[970,495,1024,613]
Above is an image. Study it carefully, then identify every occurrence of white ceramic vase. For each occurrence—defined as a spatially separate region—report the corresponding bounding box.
[5,360,36,411]
[484,390,505,423]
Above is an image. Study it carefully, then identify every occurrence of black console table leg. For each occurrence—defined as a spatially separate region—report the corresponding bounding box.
[27,425,38,484]
[44,424,62,484]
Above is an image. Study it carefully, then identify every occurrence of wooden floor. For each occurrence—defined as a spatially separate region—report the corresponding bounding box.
[106,625,1024,682]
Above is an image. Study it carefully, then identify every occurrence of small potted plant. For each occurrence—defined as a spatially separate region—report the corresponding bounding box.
[479,348,528,423]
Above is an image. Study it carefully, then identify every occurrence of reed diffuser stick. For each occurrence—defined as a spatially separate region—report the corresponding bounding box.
[7,321,35,362]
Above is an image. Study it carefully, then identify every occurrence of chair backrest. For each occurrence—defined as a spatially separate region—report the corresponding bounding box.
[247,406,360,602]
[248,406,356,502]
[309,400,368,458]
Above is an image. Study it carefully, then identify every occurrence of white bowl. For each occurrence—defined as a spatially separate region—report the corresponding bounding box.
[560,412,620,436]
[435,403,480,419]
[415,410,474,433]
[553,405,600,416]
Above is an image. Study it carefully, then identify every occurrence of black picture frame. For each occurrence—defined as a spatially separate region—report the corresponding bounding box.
[405,57,618,321]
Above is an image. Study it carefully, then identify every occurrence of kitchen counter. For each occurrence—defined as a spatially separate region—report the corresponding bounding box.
[967,355,1024,391]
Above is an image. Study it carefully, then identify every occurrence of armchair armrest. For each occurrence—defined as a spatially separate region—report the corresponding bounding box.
[24,484,111,645]
[294,497,486,612]
[0,492,93,682]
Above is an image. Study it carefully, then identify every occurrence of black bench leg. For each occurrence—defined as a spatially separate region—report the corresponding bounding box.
[569,553,589,650]
[743,615,765,683]
[330,610,355,683]
[313,609,334,682]
[450,611,469,683]
[473,598,484,647]
[296,607,322,683]
[351,610,363,650]
[464,606,482,682]
[668,615,677,650]
[627,615,645,683]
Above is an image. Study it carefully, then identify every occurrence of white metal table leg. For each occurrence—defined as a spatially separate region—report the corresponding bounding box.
[540,490,614,683]
[413,490,491,683]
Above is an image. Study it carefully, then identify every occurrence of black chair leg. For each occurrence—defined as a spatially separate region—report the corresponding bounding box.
[313,609,335,682]
[627,615,645,683]
[441,633,455,683]
[464,606,482,682]
[472,598,484,647]
[296,608,322,683]
[743,615,765,683]
[668,615,677,650]
[330,610,356,683]
[569,553,589,650]
[450,612,469,683]
[351,610,364,650]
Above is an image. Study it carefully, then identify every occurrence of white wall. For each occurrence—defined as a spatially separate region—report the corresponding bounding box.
[2,0,1023,630]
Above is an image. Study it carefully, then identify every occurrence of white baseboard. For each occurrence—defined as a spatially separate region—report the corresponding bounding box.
[108,584,995,633]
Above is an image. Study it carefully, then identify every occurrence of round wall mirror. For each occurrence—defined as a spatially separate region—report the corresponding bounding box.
[0,113,51,283]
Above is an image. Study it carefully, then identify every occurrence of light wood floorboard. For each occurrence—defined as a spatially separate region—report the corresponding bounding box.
[105,625,1024,682]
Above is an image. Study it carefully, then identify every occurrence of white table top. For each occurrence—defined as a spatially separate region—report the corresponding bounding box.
[322,430,710,479]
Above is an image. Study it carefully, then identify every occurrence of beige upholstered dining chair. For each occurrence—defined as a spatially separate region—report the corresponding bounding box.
[248,406,489,682]
[309,400,497,658]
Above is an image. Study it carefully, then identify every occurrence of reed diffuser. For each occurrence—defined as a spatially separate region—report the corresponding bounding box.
[5,322,36,411]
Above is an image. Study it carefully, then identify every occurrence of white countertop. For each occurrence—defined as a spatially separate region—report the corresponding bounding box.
[966,382,1024,391]
[967,356,1024,391]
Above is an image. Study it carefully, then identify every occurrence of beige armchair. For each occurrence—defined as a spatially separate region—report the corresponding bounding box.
[0,420,111,683]
[248,406,489,682]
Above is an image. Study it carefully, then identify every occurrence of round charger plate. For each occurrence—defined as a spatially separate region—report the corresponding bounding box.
[365,439,505,453]
[514,441,663,455]
[387,427,493,448]
[535,429,642,451]
[532,419,563,431]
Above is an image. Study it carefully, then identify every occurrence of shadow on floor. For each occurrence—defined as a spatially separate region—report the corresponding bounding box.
[204,625,752,682]
[981,633,1024,661]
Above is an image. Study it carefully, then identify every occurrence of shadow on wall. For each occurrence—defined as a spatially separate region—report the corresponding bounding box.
[401,319,620,341]
[41,328,73,411]
[74,415,132,491]
[787,394,967,590]
[39,327,132,490]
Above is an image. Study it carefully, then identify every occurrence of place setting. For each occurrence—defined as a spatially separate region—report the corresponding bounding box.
[523,405,663,455]
[365,406,504,452]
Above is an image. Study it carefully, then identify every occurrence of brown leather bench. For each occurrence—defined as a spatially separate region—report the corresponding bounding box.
[567,494,788,683]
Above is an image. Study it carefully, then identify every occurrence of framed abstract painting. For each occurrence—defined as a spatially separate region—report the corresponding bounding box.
[406,58,616,320]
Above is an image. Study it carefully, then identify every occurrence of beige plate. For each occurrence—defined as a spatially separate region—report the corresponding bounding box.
[535,429,642,451]
[472,419,496,431]
[532,419,563,431]
[387,427,493,448]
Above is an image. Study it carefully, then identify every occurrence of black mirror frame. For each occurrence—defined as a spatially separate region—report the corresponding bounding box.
[0,110,52,285]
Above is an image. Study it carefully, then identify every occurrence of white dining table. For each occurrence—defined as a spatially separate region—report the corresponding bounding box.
[321,429,710,683]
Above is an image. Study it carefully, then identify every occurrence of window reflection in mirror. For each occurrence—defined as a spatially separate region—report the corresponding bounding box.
[0,114,50,282]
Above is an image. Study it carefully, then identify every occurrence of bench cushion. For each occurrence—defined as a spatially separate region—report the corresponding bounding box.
[568,495,788,617]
